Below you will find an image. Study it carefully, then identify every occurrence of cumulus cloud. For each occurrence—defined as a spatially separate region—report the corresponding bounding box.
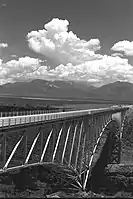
[0,56,48,84]
[11,54,17,58]
[26,18,133,86]
[111,52,124,57]
[27,18,102,65]
[48,55,133,86]
[111,40,133,56]
[0,42,8,48]
[0,18,133,86]
[0,55,133,86]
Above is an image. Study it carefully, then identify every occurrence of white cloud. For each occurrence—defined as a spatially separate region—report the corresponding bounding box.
[0,18,133,86]
[11,54,17,58]
[1,4,7,7]
[111,40,133,56]
[0,55,133,86]
[48,55,133,86]
[0,43,8,48]
[111,52,124,57]
[27,18,102,65]
[0,56,48,84]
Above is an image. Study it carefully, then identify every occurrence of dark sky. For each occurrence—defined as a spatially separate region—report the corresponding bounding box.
[0,0,133,61]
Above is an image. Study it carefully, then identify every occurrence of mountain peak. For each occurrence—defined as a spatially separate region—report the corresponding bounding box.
[88,81,133,100]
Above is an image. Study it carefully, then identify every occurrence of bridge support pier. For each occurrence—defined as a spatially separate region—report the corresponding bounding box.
[108,112,122,164]
[107,121,121,164]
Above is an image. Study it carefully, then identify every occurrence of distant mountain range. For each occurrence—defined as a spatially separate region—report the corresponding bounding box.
[0,79,94,98]
[0,79,133,101]
[87,81,133,101]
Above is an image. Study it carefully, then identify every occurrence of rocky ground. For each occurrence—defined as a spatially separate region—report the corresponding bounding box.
[1,165,133,199]
[1,109,133,198]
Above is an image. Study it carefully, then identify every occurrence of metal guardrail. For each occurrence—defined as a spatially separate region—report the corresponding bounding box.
[0,109,66,117]
[0,107,128,128]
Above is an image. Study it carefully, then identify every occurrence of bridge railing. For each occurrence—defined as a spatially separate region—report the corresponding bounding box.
[0,107,129,190]
[0,108,67,117]
[0,107,127,128]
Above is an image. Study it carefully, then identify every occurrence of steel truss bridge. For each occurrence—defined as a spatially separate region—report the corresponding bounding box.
[0,106,129,190]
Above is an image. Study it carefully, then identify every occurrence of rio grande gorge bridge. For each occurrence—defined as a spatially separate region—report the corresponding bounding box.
[0,106,130,190]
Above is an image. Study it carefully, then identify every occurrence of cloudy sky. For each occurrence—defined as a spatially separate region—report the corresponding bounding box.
[0,0,133,86]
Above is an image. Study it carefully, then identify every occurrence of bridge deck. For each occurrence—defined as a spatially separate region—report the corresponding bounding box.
[0,107,125,129]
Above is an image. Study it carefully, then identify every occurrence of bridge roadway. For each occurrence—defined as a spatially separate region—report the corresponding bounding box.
[0,107,128,128]
[0,106,129,191]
